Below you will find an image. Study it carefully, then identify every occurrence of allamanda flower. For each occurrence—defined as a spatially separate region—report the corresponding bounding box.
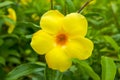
[6,8,16,34]
[31,10,94,72]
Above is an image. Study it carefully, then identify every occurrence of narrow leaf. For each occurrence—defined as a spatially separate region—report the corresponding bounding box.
[101,56,116,80]
[110,2,118,14]
[0,1,13,8]
[6,63,44,80]
[66,0,75,12]
[104,35,119,52]
[74,60,100,80]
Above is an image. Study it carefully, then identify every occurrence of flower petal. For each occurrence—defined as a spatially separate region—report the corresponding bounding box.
[8,8,16,22]
[63,13,87,37]
[65,37,93,60]
[30,30,54,55]
[45,47,72,72]
[8,25,15,34]
[6,8,16,34]
[40,10,64,34]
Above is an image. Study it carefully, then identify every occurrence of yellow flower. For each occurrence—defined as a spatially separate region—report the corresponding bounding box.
[20,0,32,5]
[30,10,94,72]
[6,8,16,34]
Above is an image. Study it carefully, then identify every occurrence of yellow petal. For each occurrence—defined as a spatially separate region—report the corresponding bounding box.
[7,25,15,34]
[45,47,72,72]
[65,37,93,60]
[40,10,64,34]
[6,8,16,34]
[30,30,54,55]
[5,21,15,34]
[7,8,16,22]
[63,13,87,37]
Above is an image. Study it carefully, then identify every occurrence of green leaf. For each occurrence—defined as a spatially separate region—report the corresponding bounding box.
[6,63,44,80]
[101,56,116,80]
[45,65,63,80]
[3,17,15,25]
[110,1,118,14]
[31,72,44,80]
[104,35,119,52]
[66,0,75,12]
[55,0,64,6]
[8,50,21,58]
[7,57,21,64]
[74,59,100,80]
[0,38,4,46]
[0,67,6,80]
[20,21,40,28]
[0,56,5,65]
[0,1,13,8]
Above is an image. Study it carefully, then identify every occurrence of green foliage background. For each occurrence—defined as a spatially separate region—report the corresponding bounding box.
[0,0,120,80]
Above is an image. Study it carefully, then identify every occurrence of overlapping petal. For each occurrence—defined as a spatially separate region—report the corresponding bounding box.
[31,30,54,55]
[45,47,72,72]
[63,13,87,37]
[65,37,93,60]
[40,10,64,34]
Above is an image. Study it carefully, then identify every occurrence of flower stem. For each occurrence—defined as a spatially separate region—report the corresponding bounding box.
[64,0,67,15]
[51,0,54,10]
[78,0,93,13]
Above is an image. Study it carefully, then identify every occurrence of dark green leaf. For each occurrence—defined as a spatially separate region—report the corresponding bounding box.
[0,38,4,46]
[0,56,5,65]
[7,57,21,64]
[0,67,6,80]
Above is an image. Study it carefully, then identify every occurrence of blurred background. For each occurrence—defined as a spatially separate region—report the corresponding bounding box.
[0,0,120,80]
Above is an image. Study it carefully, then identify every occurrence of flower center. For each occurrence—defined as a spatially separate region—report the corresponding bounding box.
[55,33,68,46]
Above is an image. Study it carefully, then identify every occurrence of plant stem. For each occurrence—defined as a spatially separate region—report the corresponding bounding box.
[78,0,93,13]
[64,0,67,15]
[51,0,54,10]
